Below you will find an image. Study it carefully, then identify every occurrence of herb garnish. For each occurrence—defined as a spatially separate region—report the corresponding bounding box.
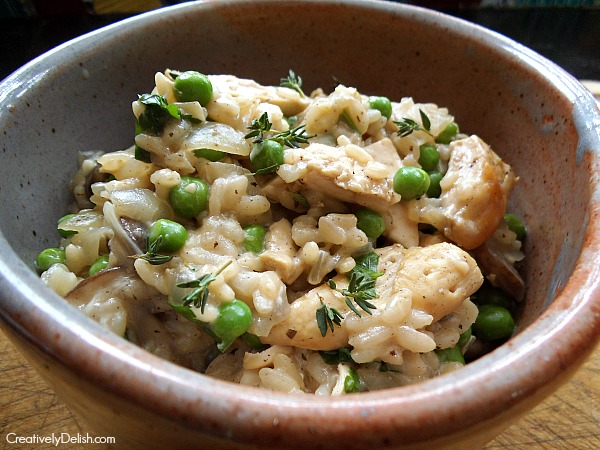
[279,70,305,97]
[245,112,313,148]
[134,235,173,265]
[316,299,344,337]
[176,261,232,313]
[319,347,356,365]
[394,109,433,138]
[244,112,273,143]
[328,251,383,316]
[317,252,383,336]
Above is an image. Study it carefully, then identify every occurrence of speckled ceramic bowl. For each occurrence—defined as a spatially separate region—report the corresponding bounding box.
[0,1,598,448]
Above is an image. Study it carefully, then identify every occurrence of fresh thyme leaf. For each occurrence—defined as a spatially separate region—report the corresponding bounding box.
[316,298,343,337]
[245,112,272,143]
[419,109,431,132]
[270,124,314,149]
[319,348,356,365]
[279,70,305,97]
[177,261,232,313]
[326,252,383,318]
[394,109,433,138]
[133,235,173,265]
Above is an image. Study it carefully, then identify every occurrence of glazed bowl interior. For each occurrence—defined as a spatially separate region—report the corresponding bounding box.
[0,1,599,448]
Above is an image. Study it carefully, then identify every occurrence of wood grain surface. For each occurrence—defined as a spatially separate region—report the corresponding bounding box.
[0,328,597,449]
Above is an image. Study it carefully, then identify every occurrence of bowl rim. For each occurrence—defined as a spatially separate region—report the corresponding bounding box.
[1,0,599,444]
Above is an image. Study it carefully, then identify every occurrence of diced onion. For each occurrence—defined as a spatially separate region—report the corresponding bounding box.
[180,122,251,157]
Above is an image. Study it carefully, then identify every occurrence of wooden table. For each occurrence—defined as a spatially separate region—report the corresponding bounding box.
[0,328,597,449]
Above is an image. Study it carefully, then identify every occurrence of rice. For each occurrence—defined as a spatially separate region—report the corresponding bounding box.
[37,69,525,395]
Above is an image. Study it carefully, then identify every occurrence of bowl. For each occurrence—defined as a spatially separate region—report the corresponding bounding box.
[0,1,599,448]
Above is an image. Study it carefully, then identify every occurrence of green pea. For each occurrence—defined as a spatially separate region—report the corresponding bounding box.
[147,219,188,253]
[418,143,439,172]
[355,208,385,239]
[169,177,209,219]
[344,367,364,393]
[473,304,515,341]
[57,214,77,238]
[504,213,526,241]
[473,282,516,313]
[426,171,443,198]
[89,254,109,276]
[243,224,267,253]
[436,345,465,364]
[249,139,284,174]
[35,247,66,272]
[436,122,459,144]
[212,299,253,352]
[193,148,225,162]
[369,96,393,120]
[173,71,213,106]
[457,327,472,349]
[393,166,430,200]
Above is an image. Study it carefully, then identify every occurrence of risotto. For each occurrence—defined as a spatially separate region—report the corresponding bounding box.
[36,70,526,394]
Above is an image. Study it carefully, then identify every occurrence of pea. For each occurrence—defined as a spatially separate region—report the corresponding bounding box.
[426,171,443,198]
[369,96,393,120]
[193,148,225,162]
[504,213,526,241]
[457,327,472,349]
[344,367,364,393]
[436,122,459,144]
[243,224,267,253]
[57,214,77,238]
[89,254,109,276]
[212,299,253,352]
[436,345,465,364]
[393,166,430,200]
[249,139,284,173]
[147,219,188,253]
[418,143,439,172]
[355,208,385,239]
[473,304,515,341]
[473,282,516,313]
[169,177,209,219]
[35,247,66,272]
[173,71,213,106]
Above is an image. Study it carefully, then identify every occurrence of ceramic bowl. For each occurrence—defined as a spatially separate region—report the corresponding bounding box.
[0,1,598,448]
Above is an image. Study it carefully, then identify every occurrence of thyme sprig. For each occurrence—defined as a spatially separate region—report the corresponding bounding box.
[134,235,173,266]
[328,272,378,318]
[394,109,433,138]
[316,299,344,337]
[245,112,313,148]
[318,252,384,336]
[177,261,232,313]
[279,70,305,97]
[244,112,272,143]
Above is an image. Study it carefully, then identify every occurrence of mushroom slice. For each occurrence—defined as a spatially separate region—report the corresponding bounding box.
[66,267,216,371]
[472,241,525,301]
[102,201,145,267]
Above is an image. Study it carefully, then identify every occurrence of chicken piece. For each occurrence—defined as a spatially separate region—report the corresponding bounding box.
[261,276,350,350]
[277,141,400,208]
[437,135,516,249]
[390,242,483,321]
[263,242,482,351]
[205,75,310,131]
[260,218,303,284]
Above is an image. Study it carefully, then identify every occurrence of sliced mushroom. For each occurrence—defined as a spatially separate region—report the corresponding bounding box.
[66,267,216,372]
[102,201,145,267]
[471,241,525,301]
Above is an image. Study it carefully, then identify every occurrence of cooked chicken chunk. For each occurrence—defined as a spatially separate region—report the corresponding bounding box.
[421,135,517,250]
[263,242,482,351]
[278,141,400,209]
